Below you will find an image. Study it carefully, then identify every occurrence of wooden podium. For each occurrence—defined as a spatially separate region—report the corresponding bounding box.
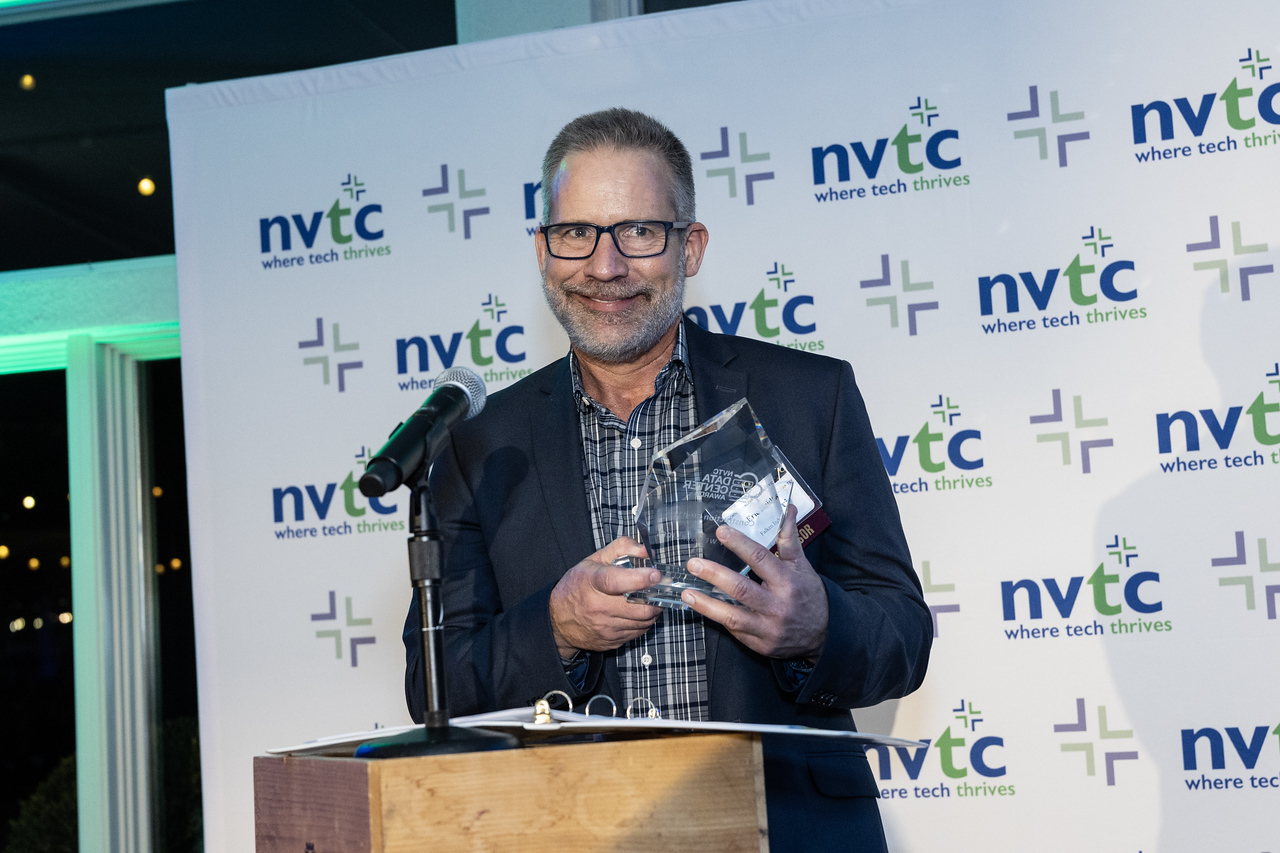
[255,732,769,852]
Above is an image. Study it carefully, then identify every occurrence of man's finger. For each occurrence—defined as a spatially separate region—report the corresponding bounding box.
[687,557,769,610]
[598,536,648,564]
[714,523,785,585]
[773,503,804,562]
[681,587,763,636]
[594,615,661,637]
[594,564,662,596]
[600,606,662,626]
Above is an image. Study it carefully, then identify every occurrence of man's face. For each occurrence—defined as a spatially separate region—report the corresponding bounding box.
[536,146,707,364]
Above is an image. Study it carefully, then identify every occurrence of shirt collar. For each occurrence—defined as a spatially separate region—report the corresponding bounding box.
[570,319,689,412]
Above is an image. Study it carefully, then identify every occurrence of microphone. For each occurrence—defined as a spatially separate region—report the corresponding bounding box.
[358,367,486,497]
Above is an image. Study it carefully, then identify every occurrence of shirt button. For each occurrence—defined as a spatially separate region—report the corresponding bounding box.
[630,437,642,449]
[641,653,653,666]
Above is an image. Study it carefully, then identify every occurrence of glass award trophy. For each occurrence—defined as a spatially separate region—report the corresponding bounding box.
[619,398,822,610]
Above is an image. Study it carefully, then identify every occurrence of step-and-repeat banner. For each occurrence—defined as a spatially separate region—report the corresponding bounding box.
[167,0,1279,849]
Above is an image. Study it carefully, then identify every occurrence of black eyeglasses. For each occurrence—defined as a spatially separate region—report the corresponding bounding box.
[540,220,691,259]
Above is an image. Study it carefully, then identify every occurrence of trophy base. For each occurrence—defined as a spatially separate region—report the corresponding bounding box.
[621,565,746,610]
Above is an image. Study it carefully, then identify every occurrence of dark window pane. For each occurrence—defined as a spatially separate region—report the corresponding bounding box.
[144,358,204,852]
[0,369,74,851]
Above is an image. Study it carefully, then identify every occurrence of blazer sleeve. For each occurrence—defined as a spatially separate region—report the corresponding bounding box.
[784,359,933,710]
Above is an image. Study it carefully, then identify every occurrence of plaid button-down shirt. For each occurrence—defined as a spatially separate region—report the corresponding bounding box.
[570,321,709,722]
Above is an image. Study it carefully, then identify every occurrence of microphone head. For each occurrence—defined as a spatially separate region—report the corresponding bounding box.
[435,366,486,419]
[358,458,400,498]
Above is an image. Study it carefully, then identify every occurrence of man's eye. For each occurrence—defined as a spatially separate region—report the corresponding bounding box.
[567,226,592,239]
[623,223,650,238]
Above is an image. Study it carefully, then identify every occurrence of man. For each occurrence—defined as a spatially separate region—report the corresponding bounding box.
[405,108,931,851]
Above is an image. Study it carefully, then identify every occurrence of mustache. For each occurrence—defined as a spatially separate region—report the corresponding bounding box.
[561,282,654,301]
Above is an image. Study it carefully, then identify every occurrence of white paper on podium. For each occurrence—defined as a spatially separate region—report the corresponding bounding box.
[267,707,926,757]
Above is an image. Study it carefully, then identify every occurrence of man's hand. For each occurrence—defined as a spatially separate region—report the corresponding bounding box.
[549,537,662,658]
[682,504,829,661]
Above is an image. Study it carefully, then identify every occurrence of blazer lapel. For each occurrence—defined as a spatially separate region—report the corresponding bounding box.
[685,321,749,423]
[683,321,748,691]
[529,359,627,700]
[530,358,596,572]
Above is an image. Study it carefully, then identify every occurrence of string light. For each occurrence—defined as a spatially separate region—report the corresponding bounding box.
[58,612,73,624]
[155,563,165,574]
[60,556,70,567]
[22,496,35,509]
[170,558,182,570]
[33,617,43,630]
[9,618,25,632]
[20,74,34,91]
[138,177,156,196]
[28,558,39,570]
[0,545,8,559]
[152,486,163,497]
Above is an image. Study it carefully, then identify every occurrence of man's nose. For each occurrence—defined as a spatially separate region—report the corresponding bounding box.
[585,229,629,280]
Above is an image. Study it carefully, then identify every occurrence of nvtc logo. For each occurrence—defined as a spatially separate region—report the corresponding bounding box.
[812,96,966,204]
[876,395,988,495]
[1131,48,1280,162]
[1185,215,1273,302]
[979,227,1144,334]
[422,164,490,239]
[857,253,938,336]
[1208,530,1280,621]
[258,173,387,269]
[1155,362,1280,472]
[866,699,1011,802]
[395,293,528,392]
[684,262,821,352]
[1001,534,1167,639]
[1006,85,1091,167]
[699,125,774,206]
[1029,388,1114,474]
[920,559,960,639]
[1180,721,1279,790]
[523,179,544,235]
[1053,697,1138,786]
[271,449,403,539]
[298,317,362,393]
[310,590,376,668]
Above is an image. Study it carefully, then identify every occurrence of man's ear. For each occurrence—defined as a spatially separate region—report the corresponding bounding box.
[682,223,709,277]
[534,227,547,271]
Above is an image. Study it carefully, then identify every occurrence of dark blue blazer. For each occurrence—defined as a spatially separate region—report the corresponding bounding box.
[405,320,932,851]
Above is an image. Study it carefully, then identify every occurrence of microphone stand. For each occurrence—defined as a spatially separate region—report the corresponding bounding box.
[355,481,519,758]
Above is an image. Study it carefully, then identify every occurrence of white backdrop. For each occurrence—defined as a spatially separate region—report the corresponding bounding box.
[167,1,1280,849]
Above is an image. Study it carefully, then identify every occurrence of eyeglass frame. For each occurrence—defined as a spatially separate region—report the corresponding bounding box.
[538,220,693,260]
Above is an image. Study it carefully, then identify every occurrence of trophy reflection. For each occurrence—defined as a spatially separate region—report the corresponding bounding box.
[619,399,820,610]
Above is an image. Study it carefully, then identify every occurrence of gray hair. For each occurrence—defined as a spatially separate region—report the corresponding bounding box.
[541,108,695,225]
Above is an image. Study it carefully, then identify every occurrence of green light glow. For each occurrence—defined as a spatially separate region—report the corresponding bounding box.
[0,254,180,374]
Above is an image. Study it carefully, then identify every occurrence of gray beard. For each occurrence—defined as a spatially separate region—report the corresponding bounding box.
[542,257,686,365]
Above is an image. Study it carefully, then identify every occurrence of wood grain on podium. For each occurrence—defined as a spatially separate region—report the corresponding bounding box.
[255,732,770,852]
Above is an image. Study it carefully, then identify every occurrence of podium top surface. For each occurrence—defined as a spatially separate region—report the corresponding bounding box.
[268,706,924,758]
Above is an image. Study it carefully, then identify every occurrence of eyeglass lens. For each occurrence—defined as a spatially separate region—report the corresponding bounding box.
[546,222,669,258]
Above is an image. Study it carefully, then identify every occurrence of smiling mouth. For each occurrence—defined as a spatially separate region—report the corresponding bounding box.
[570,289,647,310]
